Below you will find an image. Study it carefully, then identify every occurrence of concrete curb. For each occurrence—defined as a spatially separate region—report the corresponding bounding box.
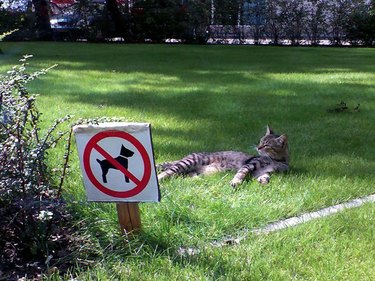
[251,194,375,235]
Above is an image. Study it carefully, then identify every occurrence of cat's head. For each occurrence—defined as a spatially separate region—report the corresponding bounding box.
[257,125,289,162]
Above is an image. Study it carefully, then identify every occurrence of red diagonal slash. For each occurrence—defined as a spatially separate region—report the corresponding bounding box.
[94,143,141,185]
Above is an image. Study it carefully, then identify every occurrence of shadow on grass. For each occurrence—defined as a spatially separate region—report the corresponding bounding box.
[28,54,375,183]
[3,42,375,73]
[44,70,374,156]
[5,43,374,184]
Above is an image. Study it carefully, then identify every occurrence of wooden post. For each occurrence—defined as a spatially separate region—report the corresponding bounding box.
[116,202,141,235]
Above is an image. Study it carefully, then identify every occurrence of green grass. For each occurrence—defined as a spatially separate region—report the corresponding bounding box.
[1,42,375,280]
[69,203,375,281]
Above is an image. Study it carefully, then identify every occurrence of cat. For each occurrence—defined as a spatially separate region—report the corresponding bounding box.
[157,126,289,187]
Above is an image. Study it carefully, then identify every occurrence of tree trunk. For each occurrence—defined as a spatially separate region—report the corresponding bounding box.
[32,0,52,40]
[106,0,132,41]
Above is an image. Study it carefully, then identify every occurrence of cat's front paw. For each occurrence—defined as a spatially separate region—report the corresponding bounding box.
[230,177,243,188]
[257,174,270,185]
[158,172,168,181]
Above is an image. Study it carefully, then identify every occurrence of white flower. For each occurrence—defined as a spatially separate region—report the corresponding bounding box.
[37,210,53,221]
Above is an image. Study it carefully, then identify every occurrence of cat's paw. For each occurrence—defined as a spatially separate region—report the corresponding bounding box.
[157,172,168,181]
[230,177,243,188]
[257,174,270,185]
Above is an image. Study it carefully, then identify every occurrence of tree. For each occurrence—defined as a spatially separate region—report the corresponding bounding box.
[184,0,211,43]
[31,0,52,40]
[281,0,307,45]
[106,0,130,40]
[265,0,284,44]
[305,0,329,45]
[132,0,192,43]
[345,1,375,46]
[213,0,240,25]
[242,0,267,44]
[210,0,243,42]
[326,0,353,45]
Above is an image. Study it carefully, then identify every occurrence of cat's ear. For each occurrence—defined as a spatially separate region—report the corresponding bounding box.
[277,134,288,146]
[266,125,274,135]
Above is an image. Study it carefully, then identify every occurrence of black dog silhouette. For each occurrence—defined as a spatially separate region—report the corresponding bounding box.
[96,145,134,183]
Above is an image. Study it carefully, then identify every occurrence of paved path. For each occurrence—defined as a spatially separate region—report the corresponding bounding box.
[251,194,375,235]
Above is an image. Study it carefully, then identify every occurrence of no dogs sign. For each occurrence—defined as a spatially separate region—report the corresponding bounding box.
[73,122,160,202]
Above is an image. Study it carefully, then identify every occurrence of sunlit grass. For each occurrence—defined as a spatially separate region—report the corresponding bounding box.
[62,203,375,281]
[1,42,374,280]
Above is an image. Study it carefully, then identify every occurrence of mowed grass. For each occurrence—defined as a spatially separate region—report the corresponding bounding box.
[1,42,375,280]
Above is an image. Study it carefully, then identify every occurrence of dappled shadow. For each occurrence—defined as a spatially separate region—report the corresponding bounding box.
[2,42,375,74]
[2,42,374,178]
[40,69,375,161]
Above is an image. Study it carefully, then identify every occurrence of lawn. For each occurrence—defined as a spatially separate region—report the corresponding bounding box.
[1,42,375,280]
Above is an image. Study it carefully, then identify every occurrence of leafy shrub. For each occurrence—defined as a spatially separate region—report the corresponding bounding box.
[345,8,375,46]
[0,56,79,279]
[0,30,16,54]
[0,7,36,42]
[0,9,23,34]
[0,56,67,199]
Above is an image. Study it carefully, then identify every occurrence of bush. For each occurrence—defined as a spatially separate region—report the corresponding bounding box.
[1,30,17,54]
[0,8,36,41]
[345,9,375,46]
[0,56,78,279]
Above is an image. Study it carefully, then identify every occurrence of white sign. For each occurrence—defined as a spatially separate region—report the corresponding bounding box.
[73,122,160,202]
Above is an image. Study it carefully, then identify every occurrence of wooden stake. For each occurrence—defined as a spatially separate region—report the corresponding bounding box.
[116,202,141,235]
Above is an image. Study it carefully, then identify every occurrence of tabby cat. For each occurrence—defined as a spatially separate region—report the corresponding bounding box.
[157,126,289,187]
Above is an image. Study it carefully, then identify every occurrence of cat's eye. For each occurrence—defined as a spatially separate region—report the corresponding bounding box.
[258,144,267,149]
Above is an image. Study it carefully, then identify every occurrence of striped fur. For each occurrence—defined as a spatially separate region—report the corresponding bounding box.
[157,126,289,187]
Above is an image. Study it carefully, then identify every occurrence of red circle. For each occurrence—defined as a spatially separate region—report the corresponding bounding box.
[83,130,151,198]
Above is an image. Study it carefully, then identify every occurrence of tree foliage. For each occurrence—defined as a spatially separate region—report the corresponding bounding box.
[345,3,375,46]
[1,0,374,45]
